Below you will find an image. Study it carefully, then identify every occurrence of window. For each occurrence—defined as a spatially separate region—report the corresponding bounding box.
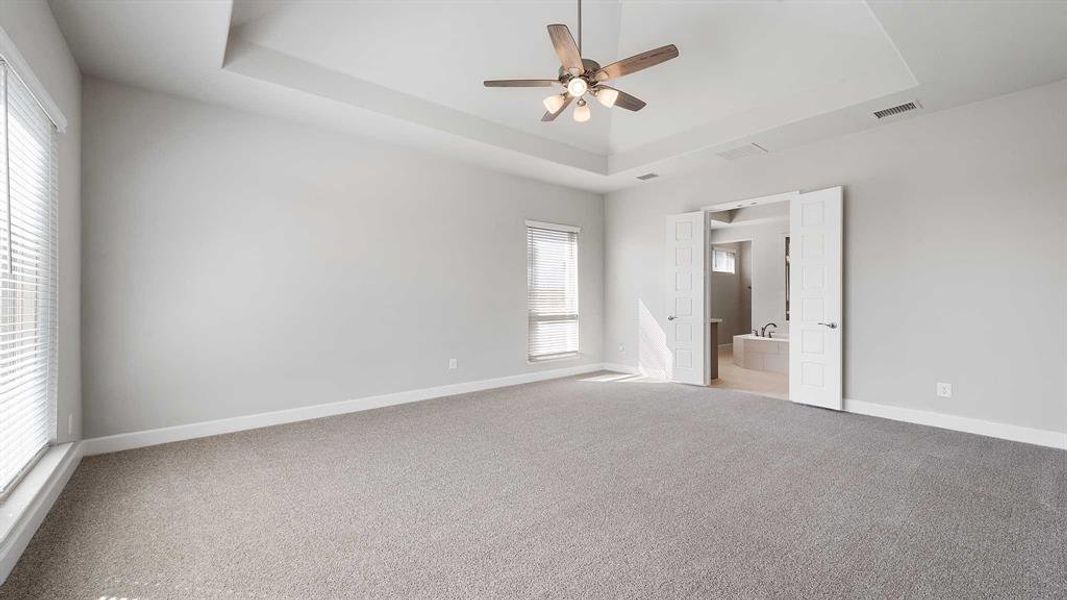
[0,61,59,495]
[712,248,736,273]
[526,221,579,361]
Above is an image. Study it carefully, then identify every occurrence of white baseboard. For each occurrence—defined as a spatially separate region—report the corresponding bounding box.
[70,367,1062,494]
[0,443,83,585]
[82,363,609,456]
[593,364,1066,450]
[601,362,641,375]
[846,399,1067,450]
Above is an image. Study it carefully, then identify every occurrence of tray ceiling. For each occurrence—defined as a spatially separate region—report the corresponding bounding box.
[230,0,915,155]
[49,0,1067,192]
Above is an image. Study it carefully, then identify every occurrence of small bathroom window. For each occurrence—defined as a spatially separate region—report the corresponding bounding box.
[712,248,736,273]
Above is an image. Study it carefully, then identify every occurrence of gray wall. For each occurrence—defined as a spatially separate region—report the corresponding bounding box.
[81,78,604,438]
[604,79,1067,433]
[0,1,81,442]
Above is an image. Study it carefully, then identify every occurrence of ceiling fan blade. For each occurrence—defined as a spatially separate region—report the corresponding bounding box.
[547,24,584,75]
[483,79,559,88]
[541,94,574,122]
[601,86,647,112]
[593,44,679,82]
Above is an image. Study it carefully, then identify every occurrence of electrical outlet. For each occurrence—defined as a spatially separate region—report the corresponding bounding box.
[618,344,626,354]
[67,413,73,436]
[448,358,458,370]
[936,382,952,398]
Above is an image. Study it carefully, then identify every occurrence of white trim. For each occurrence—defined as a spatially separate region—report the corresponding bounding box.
[846,399,1067,450]
[601,362,641,375]
[595,366,1065,449]
[526,352,581,365]
[525,219,581,233]
[701,191,798,213]
[0,27,68,132]
[83,364,607,456]
[0,443,82,585]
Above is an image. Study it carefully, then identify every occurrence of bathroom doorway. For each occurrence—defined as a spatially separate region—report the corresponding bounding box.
[705,203,791,399]
[666,187,843,409]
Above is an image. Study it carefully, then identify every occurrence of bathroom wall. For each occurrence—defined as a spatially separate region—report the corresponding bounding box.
[709,217,789,338]
[709,243,743,344]
[738,241,752,338]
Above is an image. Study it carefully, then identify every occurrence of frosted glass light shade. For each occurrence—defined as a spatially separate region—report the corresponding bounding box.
[566,78,588,97]
[596,88,619,108]
[573,100,591,122]
[543,94,566,113]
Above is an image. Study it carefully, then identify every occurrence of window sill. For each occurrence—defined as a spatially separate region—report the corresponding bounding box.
[0,442,81,582]
[528,353,581,365]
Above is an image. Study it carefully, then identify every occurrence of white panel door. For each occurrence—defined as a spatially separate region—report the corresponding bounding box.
[789,187,843,410]
[665,212,708,385]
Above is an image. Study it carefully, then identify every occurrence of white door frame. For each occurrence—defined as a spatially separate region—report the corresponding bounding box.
[697,189,844,410]
[701,191,799,213]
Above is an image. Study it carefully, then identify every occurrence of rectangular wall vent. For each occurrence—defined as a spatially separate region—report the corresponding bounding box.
[716,143,768,161]
[636,172,659,181]
[873,101,920,119]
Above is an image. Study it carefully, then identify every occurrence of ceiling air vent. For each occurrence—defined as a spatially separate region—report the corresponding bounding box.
[716,143,768,161]
[873,101,921,119]
[636,173,659,181]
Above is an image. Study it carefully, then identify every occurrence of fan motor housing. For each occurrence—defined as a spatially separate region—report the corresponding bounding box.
[559,58,602,81]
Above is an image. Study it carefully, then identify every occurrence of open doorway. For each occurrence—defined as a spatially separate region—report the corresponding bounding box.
[706,206,790,399]
[665,187,842,409]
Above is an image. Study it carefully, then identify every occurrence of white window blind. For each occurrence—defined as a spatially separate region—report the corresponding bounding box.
[0,61,59,495]
[712,248,736,274]
[527,222,579,361]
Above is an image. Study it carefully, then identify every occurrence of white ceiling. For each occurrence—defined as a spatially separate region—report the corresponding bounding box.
[48,0,1067,192]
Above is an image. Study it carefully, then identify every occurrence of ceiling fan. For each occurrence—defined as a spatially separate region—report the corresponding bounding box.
[483,0,678,123]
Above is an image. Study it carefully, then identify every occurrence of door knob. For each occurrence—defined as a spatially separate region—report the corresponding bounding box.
[667,315,677,321]
[817,321,837,329]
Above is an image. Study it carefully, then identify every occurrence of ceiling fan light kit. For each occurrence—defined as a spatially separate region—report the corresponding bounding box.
[543,94,566,113]
[594,87,618,108]
[566,77,588,97]
[573,99,591,122]
[484,0,678,123]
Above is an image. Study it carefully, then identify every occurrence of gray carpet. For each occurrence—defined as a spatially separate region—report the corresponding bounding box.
[1,373,1064,599]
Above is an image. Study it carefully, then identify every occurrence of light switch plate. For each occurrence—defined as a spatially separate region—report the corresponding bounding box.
[448,358,458,370]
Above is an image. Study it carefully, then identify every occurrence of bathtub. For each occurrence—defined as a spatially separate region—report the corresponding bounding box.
[733,334,789,374]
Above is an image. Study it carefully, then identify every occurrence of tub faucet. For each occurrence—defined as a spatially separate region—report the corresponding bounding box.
[760,322,778,338]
